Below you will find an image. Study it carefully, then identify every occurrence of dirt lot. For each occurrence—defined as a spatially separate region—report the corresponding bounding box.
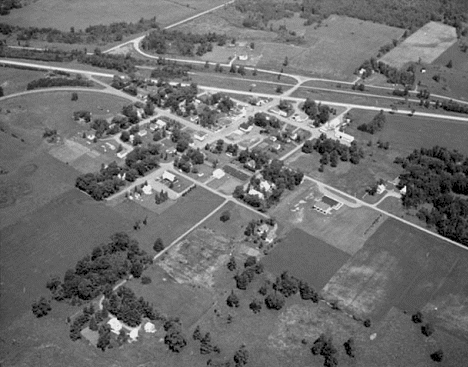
[0,0,227,30]
[380,21,458,68]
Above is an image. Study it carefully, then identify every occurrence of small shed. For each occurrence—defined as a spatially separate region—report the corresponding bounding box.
[212,168,226,179]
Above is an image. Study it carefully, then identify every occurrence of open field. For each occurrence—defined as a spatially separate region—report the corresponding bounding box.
[346,109,468,155]
[111,186,225,253]
[0,0,227,30]
[0,189,130,328]
[262,228,350,290]
[380,22,458,68]
[271,182,385,255]
[0,67,46,95]
[323,218,468,338]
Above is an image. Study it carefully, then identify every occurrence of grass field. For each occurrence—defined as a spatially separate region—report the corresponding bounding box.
[262,228,350,290]
[112,186,225,253]
[380,22,458,68]
[346,109,468,156]
[0,0,227,30]
[0,67,47,95]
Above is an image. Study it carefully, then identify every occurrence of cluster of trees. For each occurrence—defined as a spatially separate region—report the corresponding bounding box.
[311,333,339,367]
[69,304,102,341]
[303,134,364,167]
[154,189,169,204]
[26,76,92,90]
[147,81,198,115]
[76,145,160,200]
[233,256,264,290]
[301,98,333,126]
[193,326,221,355]
[0,46,139,72]
[357,110,386,134]
[73,110,92,122]
[251,112,281,129]
[46,232,152,303]
[164,318,187,352]
[106,286,158,327]
[440,99,468,115]
[204,93,235,113]
[0,0,22,15]
[5,17,158,44]
[150,62,192,79]
[31,296,52,317]
[141,29,226,57]
[395,146,468,245]
[174,148,204,172]
[237,148,269,171]
[358,58,415,86]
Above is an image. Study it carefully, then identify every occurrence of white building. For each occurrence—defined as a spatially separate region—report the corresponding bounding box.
[212,168,226,179]
[162,170,176,182]
[156,119,167,129]
[248,188,264,200]
[144,322,156,333]
[334,129,354,145]
[107,317,123,335]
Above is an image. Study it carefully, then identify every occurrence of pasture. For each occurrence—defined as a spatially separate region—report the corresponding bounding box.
[380,21,458,68]
[262,228,350,290]
[0,0,227,30]
[0,67,46,95]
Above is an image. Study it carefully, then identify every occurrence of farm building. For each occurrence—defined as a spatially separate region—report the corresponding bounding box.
[144,322,156,333]
[259,180,273,192]
[377,184,386,195]
[313,195,343,215]
[212,168,226,179]
[156,119,167,129]
[138,130,147,137]
[162,170,176,182]
[270,108,287,117]
[334,129,354,145]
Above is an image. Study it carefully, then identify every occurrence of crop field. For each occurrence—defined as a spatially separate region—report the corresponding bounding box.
[0,189,130,328]
[112,186,225,253]
[323,218,468,335]
[347,109,468,155]
[0,0,227,30]
[380,22,458,68]
[262,228,350,290]
[271,182,385,255]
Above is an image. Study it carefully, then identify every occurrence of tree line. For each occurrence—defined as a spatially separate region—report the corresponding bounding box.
[396,146,468,246]
[357,58,415,87]
[1,17,158,44]
[26,76,92,90]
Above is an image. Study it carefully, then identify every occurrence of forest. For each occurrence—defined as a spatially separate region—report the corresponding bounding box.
[396,146,468,245]
[235,0,467,31]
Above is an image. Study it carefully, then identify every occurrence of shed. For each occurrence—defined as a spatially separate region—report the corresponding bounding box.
[212,168,226,179]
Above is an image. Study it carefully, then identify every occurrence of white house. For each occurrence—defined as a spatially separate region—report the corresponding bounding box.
[212,168,225,179]
[156,119,167,129]
[107,318,123,335]
[238,55,248,61]
[162,170,176,182]
[142,184,152,195]
[377,184,386,195]
[248,188,264,200]
[259,180,273,192]
[194,131,207,141]
[138,130,148,137]
[239,123,253,133]
[144,322,156,333]
[334,129,354,145]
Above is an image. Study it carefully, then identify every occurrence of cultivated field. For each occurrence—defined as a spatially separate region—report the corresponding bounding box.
[0,0,228,30]
[380,22,458,68]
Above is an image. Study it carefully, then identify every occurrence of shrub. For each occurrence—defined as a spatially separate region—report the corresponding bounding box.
[220,210,231,222]
[31,296,52,318]
[363,319,371,327]
[411,311,423,323]
[141,276,152,284]
[430,349,444,362]
[226,291,240,308]
[421,323,434,337]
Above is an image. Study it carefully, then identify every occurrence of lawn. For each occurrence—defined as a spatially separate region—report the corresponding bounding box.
[0,0,227,30]
[262,228,350,290]
[323,217,468,335]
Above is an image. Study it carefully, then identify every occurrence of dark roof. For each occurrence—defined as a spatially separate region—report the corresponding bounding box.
[321,195,339,207]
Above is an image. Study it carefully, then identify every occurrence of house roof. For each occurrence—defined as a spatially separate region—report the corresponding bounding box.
[108,317,123,334]
[162,170,176,182]
[314,201,331,212]
[321,195,339,207]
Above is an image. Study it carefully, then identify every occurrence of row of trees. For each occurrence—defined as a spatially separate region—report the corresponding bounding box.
[26,76,92,90]
[395,146,468,245]
[301,98,333,126]
[3,17,159,44]
[141,29,227,57]
[358,58,415,86]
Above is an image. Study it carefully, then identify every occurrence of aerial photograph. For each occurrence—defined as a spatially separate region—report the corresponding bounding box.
[1,0,468,366]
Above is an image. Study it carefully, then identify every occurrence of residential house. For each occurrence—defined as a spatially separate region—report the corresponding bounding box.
[162,170,176,182]
[107,318,123,334]
[239,122,253,133]
[377,184,386,195]
[248,188,264,200]
[212,168,225,179]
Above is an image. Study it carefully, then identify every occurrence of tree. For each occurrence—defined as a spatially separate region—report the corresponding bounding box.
[193,325,202,341]
[233,345,249,366]
[265,292,285,310]
[32,296,52,317]
[283,56,288,67]
[343,338,355,357]
[226,291,240,308]
[205,61,210,69]
[363,319,372,328]
[244,256,257,268]
[234,272,250,290]
[446,59,453,68]
[97,324,111,351]
[412,311,423,323]
[89,315,98,331]
[249,298,262,314]
[430,349,444,362]
[276,85,283,93]
[227,256,237,271]
[153,238,164,253]
[220,210,231,222]
[164,319,187,352]
[421,323,434,337]
[71,92,78,101]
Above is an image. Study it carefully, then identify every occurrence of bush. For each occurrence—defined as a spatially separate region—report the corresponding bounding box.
[430,349,444,362]
[31,296,52,317]
[421,323,434,337]
[153,238,164,253]
[141,276,152,284]
[220,210,231,222]
[411,311,423,323]
[244,256,257,268]
[226,291,240,308]
[363,319,371,327]
[264,292,285,310]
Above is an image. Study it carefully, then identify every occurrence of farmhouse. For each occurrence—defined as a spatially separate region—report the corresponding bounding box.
[377,184,386,195]
[138,130,147,137]
[259,180,273,192]
[162,170,176,183]
[144,322,156,333]
[156,119,167,129]
[270,108,287,117]
[107,317,123,334]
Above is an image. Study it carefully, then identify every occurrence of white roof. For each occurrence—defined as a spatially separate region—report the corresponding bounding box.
[129,328,139,341]
[142,184,152,195]
[162,170,176,182]
[248,188,264,199]
[156,119,167,127]
[144,322,156,333]
[107,317,123,334]
[212,168,225,179]
[260,180,272,192]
